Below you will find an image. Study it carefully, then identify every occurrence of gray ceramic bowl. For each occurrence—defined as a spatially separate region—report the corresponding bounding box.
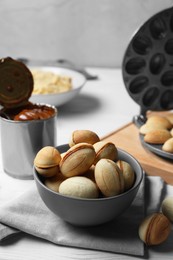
[33,144,144,226]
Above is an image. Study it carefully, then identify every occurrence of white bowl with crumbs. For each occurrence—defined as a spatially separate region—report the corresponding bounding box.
[29,66,86,107]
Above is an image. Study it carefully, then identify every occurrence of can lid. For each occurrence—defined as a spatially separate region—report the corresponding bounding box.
[0,57,33,108]
[122,7,173,116]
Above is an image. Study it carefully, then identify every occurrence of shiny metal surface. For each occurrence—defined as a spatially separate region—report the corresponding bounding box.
[0,107,57,180]
[122,7,173,115]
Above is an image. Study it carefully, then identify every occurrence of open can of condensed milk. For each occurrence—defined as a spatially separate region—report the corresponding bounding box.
[0,57,57,179]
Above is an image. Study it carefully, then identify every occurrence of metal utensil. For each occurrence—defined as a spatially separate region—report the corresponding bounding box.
[17,58,98,80]
[56,59,98,80]
[0,107,57,180]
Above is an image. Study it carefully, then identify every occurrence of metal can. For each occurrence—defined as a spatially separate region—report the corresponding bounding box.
[0,105,57,179]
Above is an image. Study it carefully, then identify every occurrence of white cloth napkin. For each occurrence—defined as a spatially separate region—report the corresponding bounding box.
[0,175,165,256]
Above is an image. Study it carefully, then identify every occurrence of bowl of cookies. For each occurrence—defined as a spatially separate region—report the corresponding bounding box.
[30,67,86,107]
[33,130,143,226]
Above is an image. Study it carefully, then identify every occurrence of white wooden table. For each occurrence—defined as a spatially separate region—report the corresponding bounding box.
[0,68,173,260]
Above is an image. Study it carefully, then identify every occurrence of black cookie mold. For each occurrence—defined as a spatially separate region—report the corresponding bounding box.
[122,7,173,160]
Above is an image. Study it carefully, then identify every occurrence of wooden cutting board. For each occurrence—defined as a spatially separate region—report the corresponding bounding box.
[102,121,173,185]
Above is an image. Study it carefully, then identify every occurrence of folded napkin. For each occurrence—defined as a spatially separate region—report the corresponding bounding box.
[0,175,165,256]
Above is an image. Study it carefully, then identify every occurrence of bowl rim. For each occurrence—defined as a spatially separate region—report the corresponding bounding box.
[33,145,144,202]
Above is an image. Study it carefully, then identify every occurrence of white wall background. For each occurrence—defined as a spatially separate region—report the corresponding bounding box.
[0,0,173,67]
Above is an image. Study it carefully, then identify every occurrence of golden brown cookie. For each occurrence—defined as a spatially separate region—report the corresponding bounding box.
[60,143,96,177]
[144,129,171,144]
[138,213,171,245]
[59,176,99,198]
[162,138,173,153]
[95,159,124,197]
[93,141,118,165]
[69,130,100,147]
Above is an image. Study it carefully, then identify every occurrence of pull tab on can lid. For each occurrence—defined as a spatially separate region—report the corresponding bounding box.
[0,57,33,108]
